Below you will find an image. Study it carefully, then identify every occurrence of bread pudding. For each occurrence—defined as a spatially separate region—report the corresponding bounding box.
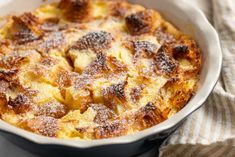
[0,0,201,139]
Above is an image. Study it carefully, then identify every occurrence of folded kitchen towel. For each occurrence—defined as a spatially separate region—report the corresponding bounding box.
[159,0,235,156]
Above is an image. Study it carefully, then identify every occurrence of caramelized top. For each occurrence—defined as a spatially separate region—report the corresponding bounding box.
[125,10,155,35]
[59,0,92,22]
[0,0,201,139]
[72,31,114,53]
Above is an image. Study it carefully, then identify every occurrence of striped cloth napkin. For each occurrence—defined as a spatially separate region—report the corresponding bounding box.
[159,0,235,156]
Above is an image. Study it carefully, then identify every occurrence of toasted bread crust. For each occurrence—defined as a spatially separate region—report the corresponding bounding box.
[59,0,92,22]
[125,10,154,35]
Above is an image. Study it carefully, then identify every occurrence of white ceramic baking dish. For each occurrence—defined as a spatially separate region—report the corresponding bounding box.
[0,0,222,157]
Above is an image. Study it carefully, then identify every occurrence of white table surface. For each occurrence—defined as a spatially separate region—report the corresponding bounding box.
[0,0,211,157]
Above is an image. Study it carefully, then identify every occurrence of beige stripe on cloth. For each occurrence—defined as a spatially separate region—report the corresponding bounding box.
[159,0,235,156]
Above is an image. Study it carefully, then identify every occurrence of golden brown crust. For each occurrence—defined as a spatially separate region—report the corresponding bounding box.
[83,53,109,75]
[0,52,27,69]
[110,0,130,18]
[125,40,158,63]
[35,101,68,118]
[102,82,127,109]
[90,103,117,124]
[125,10,154,35]
[59,0,92,22]
[72,31,114,53]
[24,116,58,137]
[37,31,65,53]
[106,56,128,73]
[130,85,144,103]
[103,82,126,100]
[155,26,176,44]
[160,78,195,111]
[7,93,33,114]
[94,119,128,139]
[8,13,43,44]
[134,102,165,130]
[153,46,178,75]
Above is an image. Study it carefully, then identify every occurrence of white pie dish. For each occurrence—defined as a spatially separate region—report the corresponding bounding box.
[0,0,222,157]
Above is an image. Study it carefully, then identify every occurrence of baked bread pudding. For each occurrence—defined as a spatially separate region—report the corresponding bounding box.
[0,0,201,139]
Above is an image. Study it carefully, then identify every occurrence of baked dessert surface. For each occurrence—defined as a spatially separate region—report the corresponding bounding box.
[0,0,201,139]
